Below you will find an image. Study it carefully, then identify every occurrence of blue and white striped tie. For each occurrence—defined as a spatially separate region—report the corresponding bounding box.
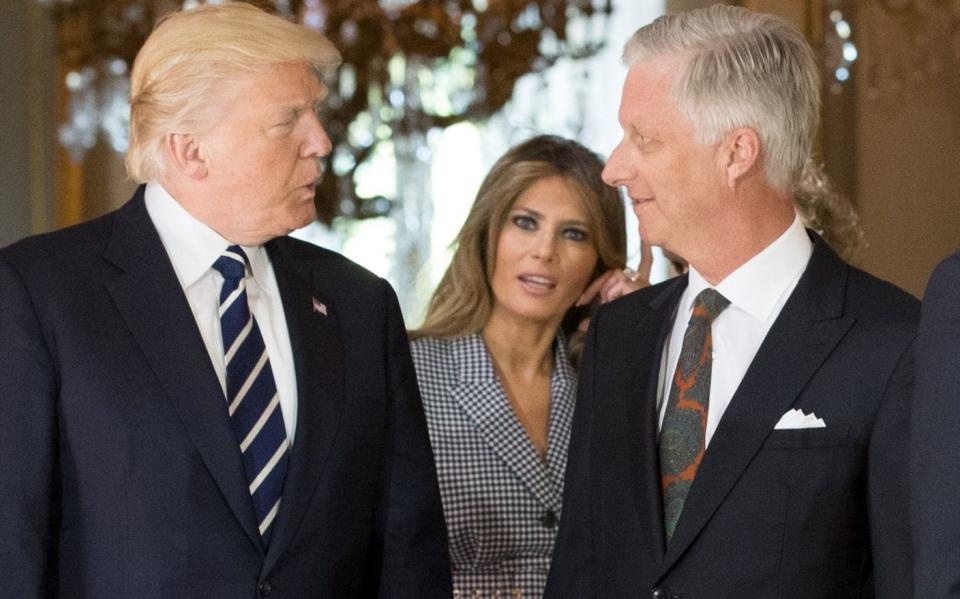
[212,245,288,546]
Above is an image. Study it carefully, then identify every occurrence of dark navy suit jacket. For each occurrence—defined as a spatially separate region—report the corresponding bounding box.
[911,250,960,597]
[0,187,451,598]
[546,236,918,599]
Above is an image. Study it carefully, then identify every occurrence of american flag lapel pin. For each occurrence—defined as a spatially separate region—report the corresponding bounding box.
[311,297,327,316]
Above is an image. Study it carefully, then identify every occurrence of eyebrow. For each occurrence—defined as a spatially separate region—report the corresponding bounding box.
[275,93,326,121]
[270,106,302,124]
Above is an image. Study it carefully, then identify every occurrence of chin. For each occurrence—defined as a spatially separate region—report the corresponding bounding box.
[303,202,319,221]
[289,208,318,231]
[638,226,664,248]
[518,306,567,328]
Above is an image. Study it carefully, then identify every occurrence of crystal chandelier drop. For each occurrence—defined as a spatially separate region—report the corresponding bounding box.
[819,0,960,102]
[823,1,859,95]
[35,0,171,161]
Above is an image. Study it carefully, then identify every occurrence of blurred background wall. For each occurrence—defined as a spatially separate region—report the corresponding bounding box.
[1,1,57,244]
[1,0,957,320]
[744,0,960,301]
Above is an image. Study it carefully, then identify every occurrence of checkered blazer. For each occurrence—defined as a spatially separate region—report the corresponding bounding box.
[411,332,577,599]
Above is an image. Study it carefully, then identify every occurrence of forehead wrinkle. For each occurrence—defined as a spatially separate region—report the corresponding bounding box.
[621,66,692,139]
[275,69,324,103]
[270,91,324,124]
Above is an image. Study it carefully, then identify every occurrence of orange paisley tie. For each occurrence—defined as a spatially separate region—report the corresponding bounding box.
[659,288,730,541]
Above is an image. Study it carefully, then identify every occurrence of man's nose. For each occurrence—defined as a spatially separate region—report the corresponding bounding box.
[602,141,628,187]
[302,114,333,158]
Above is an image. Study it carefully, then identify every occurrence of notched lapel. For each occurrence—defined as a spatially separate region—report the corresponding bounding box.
[450,335,562,511]
[618,279,685,561]
[660,240,855,572]
[103,193,263,552]
[262,240,345,571]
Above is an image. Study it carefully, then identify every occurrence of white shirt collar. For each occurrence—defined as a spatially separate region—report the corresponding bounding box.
[144,182,273,294]
[685,213,813,322]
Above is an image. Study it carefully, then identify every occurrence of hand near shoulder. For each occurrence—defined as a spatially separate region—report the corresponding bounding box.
[576,242,652,331]
[579,241,653,306]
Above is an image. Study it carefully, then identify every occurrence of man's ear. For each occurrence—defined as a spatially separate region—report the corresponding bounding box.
[721,127,761,188]
[164,133,207,180]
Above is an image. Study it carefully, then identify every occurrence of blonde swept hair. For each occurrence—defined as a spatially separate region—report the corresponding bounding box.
[623,5,820,192]
[411,135,626,358]
[126,1,341,182]
[794,159,866,262]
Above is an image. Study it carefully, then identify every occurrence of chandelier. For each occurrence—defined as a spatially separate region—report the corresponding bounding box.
[36,0,613,223]
[817,0,960,101]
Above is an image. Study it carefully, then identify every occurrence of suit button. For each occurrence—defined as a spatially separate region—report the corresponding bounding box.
[651,587,670,599]
[258,580,273,596]
[541,510,558,528]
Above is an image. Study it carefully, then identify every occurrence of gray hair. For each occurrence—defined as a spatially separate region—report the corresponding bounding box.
[623,4,820,191]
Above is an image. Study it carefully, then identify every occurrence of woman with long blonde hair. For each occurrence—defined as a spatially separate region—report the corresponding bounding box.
[410,135,635,597]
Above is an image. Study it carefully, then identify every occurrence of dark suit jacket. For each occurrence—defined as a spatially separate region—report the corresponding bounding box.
[0,187,451,598]
[911,250,960,597]
[546,236,918,599]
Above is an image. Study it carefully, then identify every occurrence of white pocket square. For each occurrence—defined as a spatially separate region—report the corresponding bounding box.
[774,408,826,430]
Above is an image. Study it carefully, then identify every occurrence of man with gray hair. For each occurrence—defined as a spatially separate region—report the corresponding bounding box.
[547,5,916,598]
[0,2,449,597]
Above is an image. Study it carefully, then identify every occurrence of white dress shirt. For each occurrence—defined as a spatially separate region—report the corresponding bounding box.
[658,214,813,447]
[145,182,298,443]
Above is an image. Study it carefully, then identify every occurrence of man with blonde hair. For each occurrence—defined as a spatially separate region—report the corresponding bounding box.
[0,3,450,597]
[547,5,917,598]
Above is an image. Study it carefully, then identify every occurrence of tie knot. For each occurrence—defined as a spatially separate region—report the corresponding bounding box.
[693,288,730,323]
[212,245,248,281]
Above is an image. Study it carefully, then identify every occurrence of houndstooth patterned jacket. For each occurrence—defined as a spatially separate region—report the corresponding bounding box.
[411,332,577,599]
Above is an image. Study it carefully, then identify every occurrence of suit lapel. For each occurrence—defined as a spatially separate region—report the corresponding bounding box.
[545,336,578,494]
[660,239,855,573]
[450,334,563,510]
[625,278,686,562]
[261,239,345,572]
[103,190,263,552]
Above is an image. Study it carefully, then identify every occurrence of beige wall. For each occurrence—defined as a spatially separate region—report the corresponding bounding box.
[759,0,960,297]
[0,0,56,246]
[671,0,960,297]
[853,2,960,297]
[1,0,134,247]
[83,143,139,218]
[12,0,959,295]
[741,0,807,27]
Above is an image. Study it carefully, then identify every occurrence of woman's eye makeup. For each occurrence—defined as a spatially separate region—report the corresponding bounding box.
[562,227,589,241]
[512,214,537,230]
[511,212,590,241]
